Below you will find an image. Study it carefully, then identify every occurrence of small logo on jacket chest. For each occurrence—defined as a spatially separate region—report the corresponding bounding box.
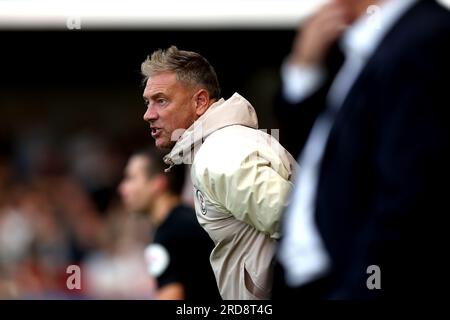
[196,189,207,215]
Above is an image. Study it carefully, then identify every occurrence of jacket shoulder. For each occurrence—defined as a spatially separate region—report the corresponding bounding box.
[193,125,291,177]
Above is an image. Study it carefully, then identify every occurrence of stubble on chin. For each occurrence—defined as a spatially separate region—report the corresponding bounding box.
[155,137,176,151]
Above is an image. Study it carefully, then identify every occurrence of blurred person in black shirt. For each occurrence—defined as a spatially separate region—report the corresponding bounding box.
[118,148,220,300]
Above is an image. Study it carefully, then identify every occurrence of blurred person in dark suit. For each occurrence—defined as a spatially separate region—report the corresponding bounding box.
[141,47,297,299]
[274,0,450,299]
[118,148,220,300]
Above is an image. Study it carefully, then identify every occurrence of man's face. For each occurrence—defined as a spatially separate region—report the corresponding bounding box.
[118,156,156,214]
[142,72,197,149]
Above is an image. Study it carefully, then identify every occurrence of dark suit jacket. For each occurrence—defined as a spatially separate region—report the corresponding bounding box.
[274,0,450,299]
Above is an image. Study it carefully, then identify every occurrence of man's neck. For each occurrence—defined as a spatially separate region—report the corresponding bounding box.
[149,193,181,227]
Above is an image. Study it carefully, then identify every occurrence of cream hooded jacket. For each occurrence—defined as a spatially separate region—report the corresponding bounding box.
[163,93,298,300]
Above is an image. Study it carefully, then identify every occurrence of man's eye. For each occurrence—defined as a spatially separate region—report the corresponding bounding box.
[158,99,167,105]
[144,100,149,106]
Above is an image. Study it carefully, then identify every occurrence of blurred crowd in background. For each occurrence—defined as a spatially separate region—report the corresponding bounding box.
[0,122,159,298]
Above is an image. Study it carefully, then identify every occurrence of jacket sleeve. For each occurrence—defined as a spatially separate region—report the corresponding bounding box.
[200,149,294,240]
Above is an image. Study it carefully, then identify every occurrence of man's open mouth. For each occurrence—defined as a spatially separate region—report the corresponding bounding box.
[151,127,162,138]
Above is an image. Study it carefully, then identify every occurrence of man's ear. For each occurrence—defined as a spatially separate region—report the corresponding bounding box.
[194,89,211,117]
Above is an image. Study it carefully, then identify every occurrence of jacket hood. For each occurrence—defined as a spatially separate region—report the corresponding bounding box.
[163,92,258,171]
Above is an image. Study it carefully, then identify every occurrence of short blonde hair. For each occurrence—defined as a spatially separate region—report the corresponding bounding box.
[141,46,221,100]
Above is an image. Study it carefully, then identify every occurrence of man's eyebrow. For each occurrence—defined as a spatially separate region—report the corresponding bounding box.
[143,92,166,100]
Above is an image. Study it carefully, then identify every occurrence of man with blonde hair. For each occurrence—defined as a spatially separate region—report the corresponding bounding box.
[141,46,297,299]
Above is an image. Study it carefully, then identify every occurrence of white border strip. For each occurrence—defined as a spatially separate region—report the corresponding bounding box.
[0,0,327,29]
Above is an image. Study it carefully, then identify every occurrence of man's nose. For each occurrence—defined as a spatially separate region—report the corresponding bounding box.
[143,105,158,122]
